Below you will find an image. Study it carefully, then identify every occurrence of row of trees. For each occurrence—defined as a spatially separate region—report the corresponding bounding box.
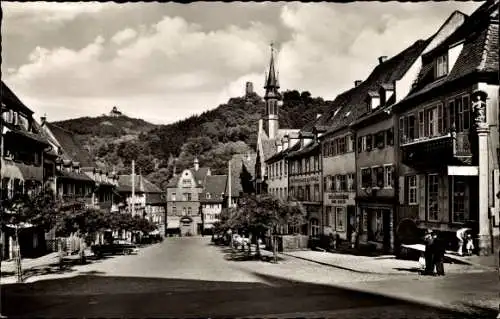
[213,194,306,262]
[1,189,156,282]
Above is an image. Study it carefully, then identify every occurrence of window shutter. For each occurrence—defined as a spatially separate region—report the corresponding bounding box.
[401,176,407,204]
[418,175,425,217]
[357,137,362,153]
[366,135,372,151]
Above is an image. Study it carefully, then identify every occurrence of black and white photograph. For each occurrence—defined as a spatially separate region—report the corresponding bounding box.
[0,0,499,318]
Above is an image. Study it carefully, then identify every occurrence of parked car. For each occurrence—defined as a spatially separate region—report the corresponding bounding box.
[91,239,139,258]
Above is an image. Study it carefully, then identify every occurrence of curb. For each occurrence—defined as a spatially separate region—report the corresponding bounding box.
[280,252,401,276]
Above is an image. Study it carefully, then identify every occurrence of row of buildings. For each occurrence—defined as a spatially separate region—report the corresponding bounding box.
[255,1,499,255]
[165,152,256,236]
[0,83,166,260]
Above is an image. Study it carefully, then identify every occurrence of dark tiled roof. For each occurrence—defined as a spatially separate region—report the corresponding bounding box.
[192,167,211,187]
[45,122,95,167]
[404,1,498,103]
[321,39,429,136]
[166,166,211,188]
[200,175,227,203]
[56,169,94,182]
[286,140,320,159]
[118,174,162,193]
[1,81,33,116]
[266,140,301,163]
[146,193,165,205]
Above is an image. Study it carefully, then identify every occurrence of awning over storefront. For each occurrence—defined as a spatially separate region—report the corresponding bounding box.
[166,220,180,229]
[1,159,43,181]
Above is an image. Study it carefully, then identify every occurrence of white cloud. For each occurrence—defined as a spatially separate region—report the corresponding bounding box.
[3,2,483,124]
[111,28,138,45]
[3,2,110,23]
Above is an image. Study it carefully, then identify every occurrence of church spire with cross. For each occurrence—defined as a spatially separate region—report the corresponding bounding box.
[263,42,280,139]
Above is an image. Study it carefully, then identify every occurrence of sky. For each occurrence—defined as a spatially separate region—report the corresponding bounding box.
[2,1,483,125]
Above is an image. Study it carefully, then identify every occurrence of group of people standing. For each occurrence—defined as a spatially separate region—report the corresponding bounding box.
[423,229,446,276]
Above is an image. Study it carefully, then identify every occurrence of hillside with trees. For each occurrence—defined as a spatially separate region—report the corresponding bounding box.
[53,90,334,190]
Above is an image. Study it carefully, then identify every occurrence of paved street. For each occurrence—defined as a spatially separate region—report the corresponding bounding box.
[1,237,497,318]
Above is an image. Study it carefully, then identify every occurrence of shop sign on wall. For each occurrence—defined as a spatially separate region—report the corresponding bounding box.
[290,175,320,184]
[324,192,354,205]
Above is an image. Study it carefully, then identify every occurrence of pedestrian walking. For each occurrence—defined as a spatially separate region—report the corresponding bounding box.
[465,234,474,255]
[423,229,435,275]
[456,227,470,256]
[431,232,445,276]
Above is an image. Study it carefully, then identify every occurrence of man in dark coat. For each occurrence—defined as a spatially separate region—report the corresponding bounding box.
[423,229,435,275]
[431,233,446,276]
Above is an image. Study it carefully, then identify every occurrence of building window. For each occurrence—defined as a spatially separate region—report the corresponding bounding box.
[427,174,439,221]
[305,158,310,172]
[375,131,385,149]
[171,193,176,201]
[347,173,355,191]
[335,207,345,231]
[188,207,192,215]
[338,137,346,154]
[452,177,469,223]
[206,193,211,199]
[284,161,288,176]
[313,184,320,201]
[383,165,393,188]
[338,175,347,192]
[172,205,177,215]
[425,106,438,137]
[400,114,416,144]
[368,209,384,243]
[406,175,418,205]
[182,178,191,186]
[305,185,311,201]
[450,95,471,132]
[366,135,373,151]
[182,207,187,215]
[361,168,372,189]
[373,166,384,188]
[435,53,448,78]
[279,161,283,177]
[284,187,287,199]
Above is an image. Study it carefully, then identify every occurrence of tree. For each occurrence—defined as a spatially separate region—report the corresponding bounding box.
[1,189,60,282]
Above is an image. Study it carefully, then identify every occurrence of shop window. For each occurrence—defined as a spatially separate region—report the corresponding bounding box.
[326,206,335,227]
[310,218,321,237]
[368,209,384,243]
[335,207,345,231]
[452,177,469,223]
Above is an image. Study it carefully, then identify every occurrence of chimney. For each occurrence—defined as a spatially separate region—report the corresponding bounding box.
[40,114,47,125]
[354,80,362,87]
[245,82,254,97]
[378,56,388,64]
[316,113,322,119]
[194,157,199,171]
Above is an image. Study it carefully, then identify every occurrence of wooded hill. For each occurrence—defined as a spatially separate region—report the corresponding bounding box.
[53,90,335,190]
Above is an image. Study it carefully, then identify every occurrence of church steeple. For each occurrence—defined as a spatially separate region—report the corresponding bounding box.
[263,42,280,139]
[264,42,280,99]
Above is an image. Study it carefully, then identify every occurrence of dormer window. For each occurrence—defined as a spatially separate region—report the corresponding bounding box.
[206,193,211,199]
[435,53,448,78]
[366,91,380,111]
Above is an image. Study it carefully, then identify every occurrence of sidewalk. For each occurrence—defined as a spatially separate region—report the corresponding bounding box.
[281,250,496,275]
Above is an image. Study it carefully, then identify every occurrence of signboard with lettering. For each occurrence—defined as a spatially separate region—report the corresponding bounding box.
[289,175,320,184]
[324,192,355,206]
